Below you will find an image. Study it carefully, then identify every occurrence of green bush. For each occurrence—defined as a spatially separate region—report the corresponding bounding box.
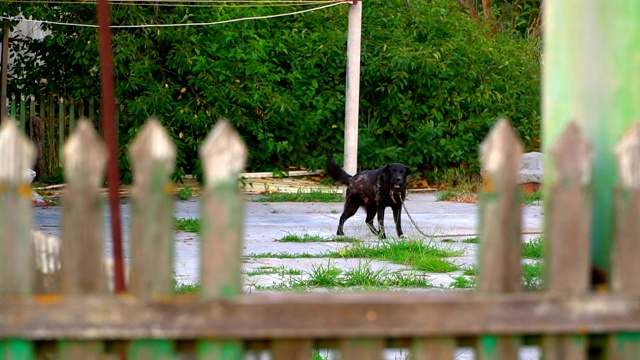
[3,0,540,183]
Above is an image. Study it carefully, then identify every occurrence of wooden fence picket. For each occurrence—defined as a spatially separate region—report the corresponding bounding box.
[541,122,592,360]
[609,122,640,358]
[5,115,640,358]
[0,119,36,359]
[271,339,313,360]
[477,119,524,359]
[411,337,456,360]
[340,338,384,360]
[128,118,176,297]
[197,119,247,359]
[128,118,178,358]
[59,120,108,359]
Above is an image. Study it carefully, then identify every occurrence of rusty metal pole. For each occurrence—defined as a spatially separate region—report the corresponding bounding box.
[1,22,9,121]
[97,0,126,293]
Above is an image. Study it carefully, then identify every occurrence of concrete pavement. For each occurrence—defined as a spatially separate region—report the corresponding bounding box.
[32,191,544,287]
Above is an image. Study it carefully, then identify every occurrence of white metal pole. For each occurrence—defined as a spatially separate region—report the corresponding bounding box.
[343,0,362,175]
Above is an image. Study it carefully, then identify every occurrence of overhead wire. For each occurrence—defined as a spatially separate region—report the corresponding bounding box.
[0,1,348,28]
[3,0,344,6]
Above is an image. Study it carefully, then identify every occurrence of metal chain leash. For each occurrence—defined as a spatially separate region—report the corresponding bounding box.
[401,200,544,239]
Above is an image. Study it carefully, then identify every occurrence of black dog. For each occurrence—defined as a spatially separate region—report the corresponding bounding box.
[327,157,411,239]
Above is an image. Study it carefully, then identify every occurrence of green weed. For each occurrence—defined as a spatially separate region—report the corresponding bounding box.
[435,189,460,202]
[522,237,543,259]
[244,252,337,259]
[339,238,462,273]
[450,275,476,289]
[175,217,200,232]
[523,191,542,205]
[462,265,478,276]
[304,262,343,287]
[253,188,342,203]
[177,186,192,200]
[173,282,200,294]
[522,262,543,290]
[342,261,390,287]
[278,233,326,243]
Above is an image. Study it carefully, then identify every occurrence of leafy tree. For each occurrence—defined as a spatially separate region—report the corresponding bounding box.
[1,0,541,183]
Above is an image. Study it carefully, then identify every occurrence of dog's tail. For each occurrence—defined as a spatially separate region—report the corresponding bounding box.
[326,156,352,185]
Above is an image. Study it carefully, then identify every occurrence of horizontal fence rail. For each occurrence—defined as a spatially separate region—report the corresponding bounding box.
[1,117,640,358]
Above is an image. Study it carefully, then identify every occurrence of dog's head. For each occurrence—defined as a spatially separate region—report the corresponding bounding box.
[382,163,411,189]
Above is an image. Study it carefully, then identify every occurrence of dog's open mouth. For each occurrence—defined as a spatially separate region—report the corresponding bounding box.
[394,184,401,189]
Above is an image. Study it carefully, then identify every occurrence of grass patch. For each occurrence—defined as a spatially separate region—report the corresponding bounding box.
[462,237,480,244]
[412,257,460,272]
[523,191,542,205]
[450,275,476,289]
[278,233,326,243]
[173,282,200,294]
[522,262,543,290]
[435,189,459,202]
[177,186,192,200]
[435,189,477,203]
[245,252,338,259]
[450,262,543,290]
[522,237,543,259]
[332,236,360,243]
[175,217,199,232]
[245,265,305,278]
[281,260,434,290]
[304,262,344,287]
[341,261,390,287]
[462,265,478,276]
[339,238,463,273]
[253,188,342,203]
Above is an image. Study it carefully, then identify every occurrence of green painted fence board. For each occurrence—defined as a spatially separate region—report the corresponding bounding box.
[543,0,640,278]
[128,339,175,360]
[0,340,34,360]
[197,120,247,359]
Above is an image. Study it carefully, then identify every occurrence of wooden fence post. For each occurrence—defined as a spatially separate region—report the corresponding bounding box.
[58,97,65,168]
[127,118,177,359]
[477,119,523,359]
[197,119,247,360]
[59,120,108,359]
[19,95,25,134]
[542,122,592,359]
[0,120,36,359]
[609,122,640,358]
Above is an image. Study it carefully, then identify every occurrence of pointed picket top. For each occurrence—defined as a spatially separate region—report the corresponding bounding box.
[64,119,107,187]
[129,118,176,180]
[0,118,35,183]
[480,119,524,176]
[199,119,247,185]
[616,122,640,189]
[551,122,593,185]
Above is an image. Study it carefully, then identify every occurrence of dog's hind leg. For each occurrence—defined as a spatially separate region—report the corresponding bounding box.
[364,205,380,236]
[337,200,360,236]
[376,207,387,239]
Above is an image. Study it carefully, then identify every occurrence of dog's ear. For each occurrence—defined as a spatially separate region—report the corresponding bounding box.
[405,166,412,175]
[381,165,391,180]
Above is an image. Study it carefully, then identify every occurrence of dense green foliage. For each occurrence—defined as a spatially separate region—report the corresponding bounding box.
[1,0,540,182]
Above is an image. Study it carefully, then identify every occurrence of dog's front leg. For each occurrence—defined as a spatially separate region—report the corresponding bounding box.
[392,205,407,238]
